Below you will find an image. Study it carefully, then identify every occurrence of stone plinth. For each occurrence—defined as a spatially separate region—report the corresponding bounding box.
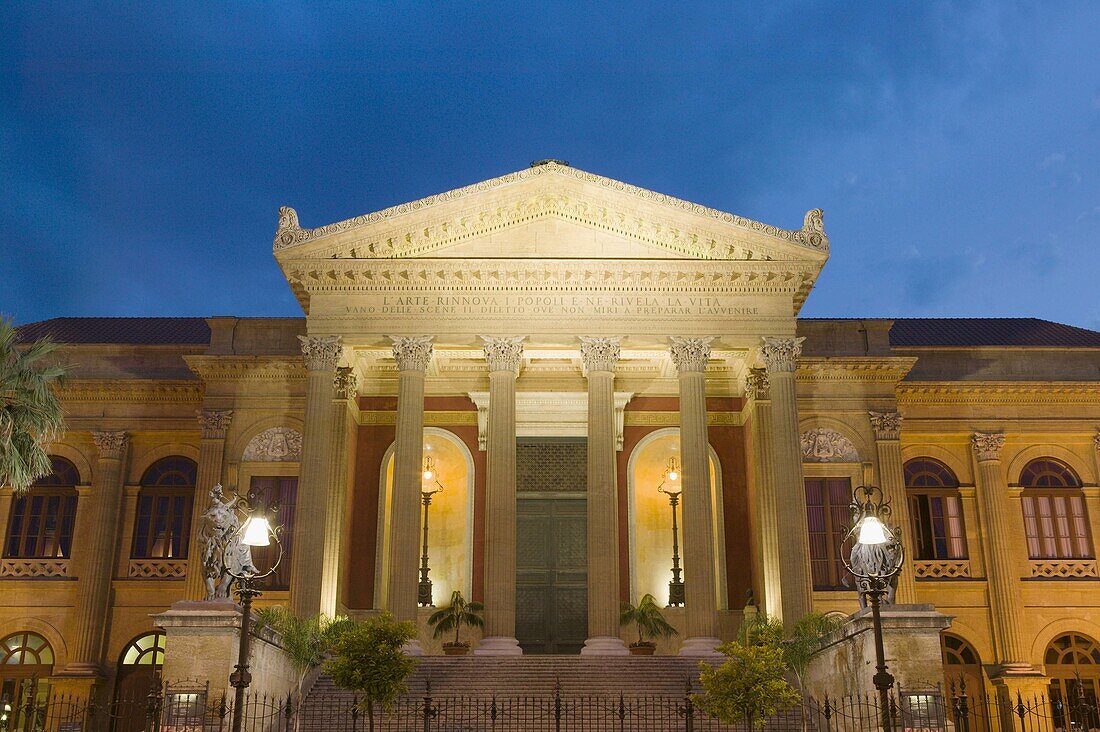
[803,604,952,699]
[155,600,298,702]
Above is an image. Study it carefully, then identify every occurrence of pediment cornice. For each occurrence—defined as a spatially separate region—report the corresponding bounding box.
[272,162,828,263]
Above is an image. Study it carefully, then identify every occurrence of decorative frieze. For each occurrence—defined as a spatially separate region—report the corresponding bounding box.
[481,336,526,373]
[1030,560,1099,579]
[92,431,128,460]
[579,336,622,374]
[971,432,1006,463]
[389,336,434,372]
[761,336,805,373]
[242,427,303,462]
[59,380,204,404]
[869,411,902,441]
[333,367,358,399]
[197,409,233,439]
[298,335,343,371]
[668,337,713,374]
[0,559,69,578]
[128,559,187,579]
[745,368,770,400]
[913,560,972,580]
[800,428,860,463]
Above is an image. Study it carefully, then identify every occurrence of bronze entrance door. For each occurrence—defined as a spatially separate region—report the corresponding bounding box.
[516,497,588,654]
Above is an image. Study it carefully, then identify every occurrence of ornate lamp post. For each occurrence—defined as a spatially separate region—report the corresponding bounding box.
[223,488,283,732]
[842,484,904,732]
[658,457,685,607]
[418,455,444,607]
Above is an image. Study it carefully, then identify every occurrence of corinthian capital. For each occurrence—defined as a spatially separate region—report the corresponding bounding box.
[972,432,1006,463]
[298,335,343,371]
[389,336,434,372]
[669,336,713,374]
[334,366,358,399]
[480,336,525,373]
[92,431,128,459]
[869,411,902,441]
[579,336,622,375]
[760,336,805,373]
[745,368,770,400]
[197,409,233,439]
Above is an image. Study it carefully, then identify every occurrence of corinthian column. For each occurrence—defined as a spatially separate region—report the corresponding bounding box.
[747,369,783,620]
[65,431,128,674]
[869,411,916,604]
[579,336,628,655]
[669,337,721,656]
[475,335,525,655]
[320,367,357,617]
[387,337,433,653]
[761,336,812,626]
[289,335,342,617]
[971,432,1030,671]
[185,409,232,600]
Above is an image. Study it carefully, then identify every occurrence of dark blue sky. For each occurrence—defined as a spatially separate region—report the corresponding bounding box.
[3,2,1099,328]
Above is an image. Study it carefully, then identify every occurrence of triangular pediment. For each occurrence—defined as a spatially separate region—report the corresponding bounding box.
[272,162,829,264]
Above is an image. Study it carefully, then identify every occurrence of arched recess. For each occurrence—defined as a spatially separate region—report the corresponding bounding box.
[0,617,67,668]
[127,443,200,485]
[626,428,727,609]
[900,444,972,484]
[114,631,166,732]
[1045,632,1100,720]
[230,416,306,464]
[941,632,988,712]
[42,443,92,485]
[1032,617,1100,666]
[374,428,474,608]
[797,417,868,463]
[1007,444,1095,486]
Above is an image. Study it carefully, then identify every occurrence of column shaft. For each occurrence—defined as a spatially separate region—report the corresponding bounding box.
[387,369,427,622]
[477,336,524,655]
[580,337,627,655]
[747,369,783,620]
[762,337,813,626]
[289,335,341,617]
[185,410,232,600]
[66,431,128,673]
[320,368,357,618]
[670,337,720,655]
[869,411,916,604]
[972,433,1029,668]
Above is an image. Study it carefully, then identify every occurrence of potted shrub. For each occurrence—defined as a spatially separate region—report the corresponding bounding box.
[620,593,677,655]
[427,590,484,655]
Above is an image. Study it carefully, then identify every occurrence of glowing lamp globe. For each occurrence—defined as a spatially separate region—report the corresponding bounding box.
[857,515,891,546]
[241,516,272,547]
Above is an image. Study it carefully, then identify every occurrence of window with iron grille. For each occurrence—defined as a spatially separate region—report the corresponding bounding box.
[1019,459,1093,560]
[905,459,968,561]
[804,477,854,591]
[131,457,197,559]
[4,457,79,559]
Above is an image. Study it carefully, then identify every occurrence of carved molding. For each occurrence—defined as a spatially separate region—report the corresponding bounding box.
[298,335,343,372]
[745,368,770,400]
[273,162,828,256]
[800,428,860,463]
[797,358,917,384]
[389,336,434,372]
[242,427,303,462]
[971,432,1006,463]
[913,560,972,580]
[128,559,187,579]
[185,356,306,382]
[869,411,902,441]
[897,382,1100,406]
[92,431,128,460]
[0,559,70,578]
[333,367,358,400]
[669,337,713,374]
[481,336,525,373]
[59,380,203,404]
[761,336,805,373]
[579,336,622,374]
[1029,560,1099,579]
[197,409,233,439]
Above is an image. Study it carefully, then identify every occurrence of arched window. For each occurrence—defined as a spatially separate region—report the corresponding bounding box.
[0,632,54,668]
[1046,633,1100,727]
[4,457,79,559]
[1020,459,1093,560]
[941,634,987,730]
[0,632,54,728]
[131,457,197,560]
[905,459,967,561]
[114,632,166,732]
[120,632,166,667]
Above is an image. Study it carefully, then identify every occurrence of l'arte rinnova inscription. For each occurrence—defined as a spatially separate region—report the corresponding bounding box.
[347,295,761,318]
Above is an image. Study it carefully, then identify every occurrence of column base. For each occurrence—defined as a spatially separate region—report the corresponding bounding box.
[56,663,103,678]
[580,636,629,656]
[401,639,425,657]
[678,637,724,657]
[474,636,523,655]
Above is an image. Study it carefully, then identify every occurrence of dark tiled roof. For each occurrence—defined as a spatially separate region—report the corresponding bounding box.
[889,318,1100,348]
[15,317,211,345]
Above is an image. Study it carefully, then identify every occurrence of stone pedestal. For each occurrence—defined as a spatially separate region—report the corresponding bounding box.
[802,604,952,700]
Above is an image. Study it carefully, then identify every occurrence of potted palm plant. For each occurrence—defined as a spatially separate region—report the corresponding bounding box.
[620,593,677,655]
[427,590,484,655]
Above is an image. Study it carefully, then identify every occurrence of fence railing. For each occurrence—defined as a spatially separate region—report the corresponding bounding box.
[4,676,1093,732]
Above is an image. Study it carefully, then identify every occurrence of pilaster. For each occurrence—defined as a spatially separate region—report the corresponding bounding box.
[868,410,917,604]
[320,367,357,617]
[747,368,783,620]
[185,409,233,600]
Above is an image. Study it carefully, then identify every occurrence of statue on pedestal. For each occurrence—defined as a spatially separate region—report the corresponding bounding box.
[200,484,258,601]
